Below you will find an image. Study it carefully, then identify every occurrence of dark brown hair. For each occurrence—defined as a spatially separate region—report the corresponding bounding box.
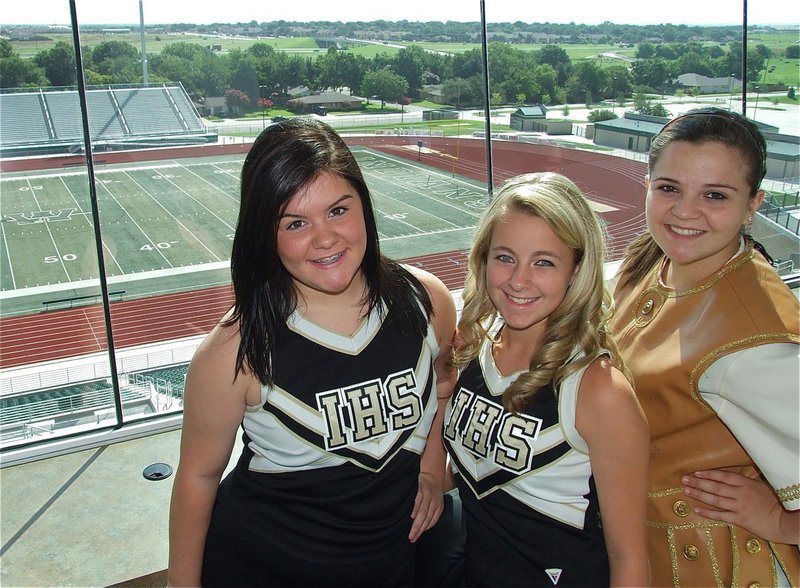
[227,118,432,385]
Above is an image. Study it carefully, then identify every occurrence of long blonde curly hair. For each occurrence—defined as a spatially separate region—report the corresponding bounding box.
[454,172,628,413]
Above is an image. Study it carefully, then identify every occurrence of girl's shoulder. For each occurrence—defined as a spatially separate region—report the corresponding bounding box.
[578,355,637,413]
[574,354,648,447]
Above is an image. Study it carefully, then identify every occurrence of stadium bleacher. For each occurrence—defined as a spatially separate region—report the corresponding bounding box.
[0,376,154,440]
[0,83,217,158]
[0,92,53,145]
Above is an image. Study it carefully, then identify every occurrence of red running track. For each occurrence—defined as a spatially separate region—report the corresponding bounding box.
[0,251,468,370]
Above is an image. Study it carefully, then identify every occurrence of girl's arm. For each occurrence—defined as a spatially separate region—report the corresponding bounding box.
[167,323,255,587]
[409,268,457,543]
[577,357,651,587]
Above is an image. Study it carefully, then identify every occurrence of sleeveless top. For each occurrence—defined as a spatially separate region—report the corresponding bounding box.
[203,301,440,586]
[444,332,610,587]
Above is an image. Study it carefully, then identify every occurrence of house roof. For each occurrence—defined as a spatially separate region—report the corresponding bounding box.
[593,116,664,137]
[677,73,741,87]
[292,91,363,105]
[512,105,547,117]
[766,138,800,159]
[202,97,227,107]
[595,116,794,159]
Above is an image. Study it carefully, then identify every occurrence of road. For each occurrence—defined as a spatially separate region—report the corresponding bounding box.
[206,91,798,137]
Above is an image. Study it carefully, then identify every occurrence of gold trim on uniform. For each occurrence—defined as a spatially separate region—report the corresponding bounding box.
[689,332,800,413]
[776,483,800,504]
[653,520,741,587]
[630,249,755,329]
[770,541,791,586]
[649,486,685,499]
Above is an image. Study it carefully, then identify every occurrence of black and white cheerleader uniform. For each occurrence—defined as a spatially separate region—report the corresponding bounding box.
[201,302,440,587]
[443,330,609,587]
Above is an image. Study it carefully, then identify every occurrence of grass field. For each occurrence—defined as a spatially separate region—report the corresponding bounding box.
[0,148,486,299]
[11,32,798,85]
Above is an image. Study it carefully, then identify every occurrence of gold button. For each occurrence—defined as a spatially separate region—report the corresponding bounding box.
[672,500,690,517]
[747,583,762,588]
[745,538,762,554]
[641,299,654,314]
[682,544,700,561]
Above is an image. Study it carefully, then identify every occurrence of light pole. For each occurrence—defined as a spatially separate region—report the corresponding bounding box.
[752,61,773,120]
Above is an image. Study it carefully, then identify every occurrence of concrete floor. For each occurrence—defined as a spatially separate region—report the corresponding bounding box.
[2,429,183,587]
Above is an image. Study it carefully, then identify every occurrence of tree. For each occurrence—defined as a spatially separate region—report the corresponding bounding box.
[257,97,273,126]
[228,52,260,107]
[564,61,605,104]
[451,48,483,79]
[714,42,764,82]
[150,42,228,97]
[487,42,526,89]
[754,44,772,61]
[316,47,353,92]
[0,40,46,88]
[360,68,408,108]
[336,53,367,95]
[786,45,800,59]
[88,42,142,84]
[225,88,250,115]
[0,39,13,59]
[442,77,477,108]
[632,92,670,117]
[393,45,427,96]
[630,57,669,92]
[587,109,618,122]
[33,41,76,86]
[650,103,670,117]
[675,51,713,77]
[91,40,139,73]
[636,42,656,59]
[605,65,631,100]
[535,45,572,87]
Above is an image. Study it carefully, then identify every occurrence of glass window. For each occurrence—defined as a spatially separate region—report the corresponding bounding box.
[1,1,796,461]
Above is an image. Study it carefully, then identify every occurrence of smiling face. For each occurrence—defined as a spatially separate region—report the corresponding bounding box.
[646,140,764,287]
[486,210,577,342]
[276,172,367,305]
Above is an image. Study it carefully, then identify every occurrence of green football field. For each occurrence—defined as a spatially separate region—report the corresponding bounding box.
[0,148,486,301]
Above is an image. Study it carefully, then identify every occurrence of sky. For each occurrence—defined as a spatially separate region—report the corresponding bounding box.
[1,0,798,27]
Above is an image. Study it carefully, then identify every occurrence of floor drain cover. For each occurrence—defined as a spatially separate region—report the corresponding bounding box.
[143,462,173,481]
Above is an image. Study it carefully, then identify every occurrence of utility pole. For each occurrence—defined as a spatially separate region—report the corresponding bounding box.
[741,0,748,116]
[479,0,494,196]
[139,0,149,85]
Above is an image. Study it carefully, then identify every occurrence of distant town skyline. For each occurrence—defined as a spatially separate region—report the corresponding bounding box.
[2,0,798,27]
